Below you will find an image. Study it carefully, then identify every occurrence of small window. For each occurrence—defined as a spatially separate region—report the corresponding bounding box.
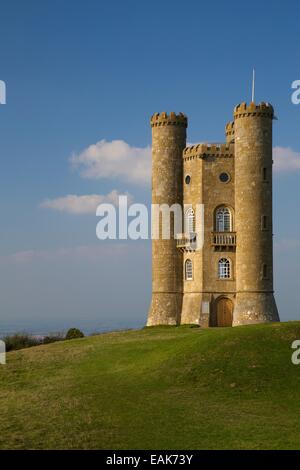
[185,175,191,185]
[219,172,230,183]
[262,215,267,230]
[218,258,231,279]
[263,167,267,181]
[263,264,268,279]
[185,259,193,280]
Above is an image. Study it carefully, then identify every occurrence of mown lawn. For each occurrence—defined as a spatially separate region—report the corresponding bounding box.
[0,322,300,449]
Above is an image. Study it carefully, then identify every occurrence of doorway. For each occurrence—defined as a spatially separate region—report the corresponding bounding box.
[216,297,233,327]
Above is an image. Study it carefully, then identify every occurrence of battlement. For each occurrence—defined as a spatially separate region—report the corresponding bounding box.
[150,112,188,128]
[234,102,274,119]
[225,121,235,143]
[183,142,234,161]
[225,121,235,135]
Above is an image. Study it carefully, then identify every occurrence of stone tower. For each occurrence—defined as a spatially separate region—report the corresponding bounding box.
[147,102,280,328]
[233,102,279,325]
[147,112,187,326]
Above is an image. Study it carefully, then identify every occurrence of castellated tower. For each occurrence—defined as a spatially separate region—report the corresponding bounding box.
[147,112,187,326]
[147,102,280,328]
[233,102,279,325]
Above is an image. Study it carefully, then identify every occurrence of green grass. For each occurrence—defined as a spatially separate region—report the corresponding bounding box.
[1,322,300,449]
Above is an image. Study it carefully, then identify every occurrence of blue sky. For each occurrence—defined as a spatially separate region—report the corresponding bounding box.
[0,0,299,334]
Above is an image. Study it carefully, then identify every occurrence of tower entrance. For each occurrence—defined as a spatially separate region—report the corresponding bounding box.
[216,297,233,327]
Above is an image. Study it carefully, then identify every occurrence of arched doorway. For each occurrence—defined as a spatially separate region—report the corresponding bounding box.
[216,297,233,327]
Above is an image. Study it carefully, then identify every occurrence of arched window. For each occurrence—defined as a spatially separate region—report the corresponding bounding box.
[185,208,195,234]
[185,259,193,280]
[216,207,232,232]
[218,258,231,279]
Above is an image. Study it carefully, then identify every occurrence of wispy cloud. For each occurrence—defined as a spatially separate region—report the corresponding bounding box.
[273,147,300,172]
[70,139,151,186]
[274,239,300,254]
[40,190,133,214]
[9,243,138,264]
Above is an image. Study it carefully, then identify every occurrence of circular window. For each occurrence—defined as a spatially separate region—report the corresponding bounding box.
[219,172,230,183]
[185,175,191,185]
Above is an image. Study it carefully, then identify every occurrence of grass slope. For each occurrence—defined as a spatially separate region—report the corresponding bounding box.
[1,322,300,450]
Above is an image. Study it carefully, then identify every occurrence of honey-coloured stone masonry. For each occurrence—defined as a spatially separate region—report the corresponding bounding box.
[147,104,280,327]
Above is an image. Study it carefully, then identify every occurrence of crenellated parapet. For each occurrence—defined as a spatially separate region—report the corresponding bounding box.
[183,142,234,161]
[150,112,188,128]
[225,121,235,142]
[234,102,274,120]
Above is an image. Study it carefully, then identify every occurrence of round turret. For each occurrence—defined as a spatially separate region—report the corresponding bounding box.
[147,112,187,326]
[233,102,279,325]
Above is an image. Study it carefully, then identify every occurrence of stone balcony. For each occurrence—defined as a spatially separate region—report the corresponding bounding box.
[211,231,236,249]
[176,232,197,252]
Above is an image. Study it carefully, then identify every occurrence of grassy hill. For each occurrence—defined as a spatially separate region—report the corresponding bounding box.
[1,322,300,450]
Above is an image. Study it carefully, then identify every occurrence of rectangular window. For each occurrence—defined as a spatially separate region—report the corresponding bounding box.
[263,167,267,181]
[263,264,268,279]
[262,215,267,230]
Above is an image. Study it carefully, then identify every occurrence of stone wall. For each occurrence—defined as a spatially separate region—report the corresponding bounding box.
[181,143,236,325]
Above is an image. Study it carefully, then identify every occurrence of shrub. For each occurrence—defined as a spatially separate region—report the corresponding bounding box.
[3,333,40,352]
[43,333,64,345]
[65,328,84,340]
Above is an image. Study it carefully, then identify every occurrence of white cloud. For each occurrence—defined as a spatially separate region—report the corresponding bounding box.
[69,141,300,181]
[70,139,151,186]
[40,190,133,215]
[273,147,300,172]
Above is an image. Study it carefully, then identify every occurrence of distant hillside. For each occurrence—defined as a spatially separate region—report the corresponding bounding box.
[1,322,300,450]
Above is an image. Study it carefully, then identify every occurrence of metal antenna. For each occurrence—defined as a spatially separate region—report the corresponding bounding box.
[252,68,255,102]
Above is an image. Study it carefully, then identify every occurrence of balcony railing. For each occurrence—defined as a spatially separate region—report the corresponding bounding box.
[211,232,236,247]
[176,232,197,251]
